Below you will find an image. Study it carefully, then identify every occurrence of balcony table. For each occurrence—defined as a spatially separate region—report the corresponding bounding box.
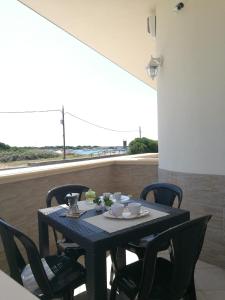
[38,199,190,300]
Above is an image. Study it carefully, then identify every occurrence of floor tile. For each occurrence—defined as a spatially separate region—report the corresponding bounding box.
[195,266,225,291]
[197,290,225,300]
[196,260,217,269]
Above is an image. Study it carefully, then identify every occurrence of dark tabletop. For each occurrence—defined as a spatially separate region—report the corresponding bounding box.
[38,199,190,252]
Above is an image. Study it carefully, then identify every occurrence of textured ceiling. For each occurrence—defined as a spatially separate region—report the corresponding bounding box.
[18,0,156,89]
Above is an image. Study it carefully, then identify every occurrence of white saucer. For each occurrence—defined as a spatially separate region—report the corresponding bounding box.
[103,207,150,219]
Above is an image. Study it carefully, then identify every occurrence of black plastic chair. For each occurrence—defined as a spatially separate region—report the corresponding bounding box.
[127,183,183,258]
[46,184,89,258]
[110,183,183,284]
[140,183,183,208]
[0,218,86,300]
[110,215,212,300]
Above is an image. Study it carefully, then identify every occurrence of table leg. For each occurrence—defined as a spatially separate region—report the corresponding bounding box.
[115,247,126,269]
[85,248,107,300]
[110,246,126,285]
[38,214,49,257]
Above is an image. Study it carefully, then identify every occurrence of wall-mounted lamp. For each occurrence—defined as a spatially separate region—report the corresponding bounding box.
[146,56,162,80]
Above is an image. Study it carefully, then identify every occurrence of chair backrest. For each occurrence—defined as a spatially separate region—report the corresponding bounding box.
[46,184,89,207]
[138,215,212,300]
[0,218,53,298]
[140,183,183,208]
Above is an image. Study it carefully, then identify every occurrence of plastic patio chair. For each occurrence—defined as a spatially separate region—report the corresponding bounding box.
[46,184,89,259]
[127,182,183,258]
[140,183,183,208]
[110,183,183,283]
[0,218,86,300]
[110,215,212,300]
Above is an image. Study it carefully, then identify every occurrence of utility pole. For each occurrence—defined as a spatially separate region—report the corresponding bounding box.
[139,126,142,138]
[61,105,66,160]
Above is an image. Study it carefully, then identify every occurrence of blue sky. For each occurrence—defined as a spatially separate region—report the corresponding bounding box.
[0,0,157,147]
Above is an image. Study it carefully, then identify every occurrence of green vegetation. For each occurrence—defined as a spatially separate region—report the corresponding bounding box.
[93,197,101,205]
[0,142,10,151]
[103,196,113,207]
[128,137,158,154]
[0,142,60,162]
[0,142,124,166]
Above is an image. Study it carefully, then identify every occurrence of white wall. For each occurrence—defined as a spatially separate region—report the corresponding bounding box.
[156,0,225,175]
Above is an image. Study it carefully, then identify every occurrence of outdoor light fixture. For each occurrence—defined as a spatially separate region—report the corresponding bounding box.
[146,56,162,80]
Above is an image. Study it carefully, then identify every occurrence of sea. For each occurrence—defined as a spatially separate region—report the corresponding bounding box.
[68,147,127,156]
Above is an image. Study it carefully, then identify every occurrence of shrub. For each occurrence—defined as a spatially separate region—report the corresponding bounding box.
[129,137,158,154]
[0,142,10,150]
[0,148,60,162]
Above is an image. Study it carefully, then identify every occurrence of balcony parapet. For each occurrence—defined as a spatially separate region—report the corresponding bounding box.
[0,153,158,185]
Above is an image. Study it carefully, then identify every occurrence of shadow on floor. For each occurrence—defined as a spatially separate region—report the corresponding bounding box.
[74,252,225,300]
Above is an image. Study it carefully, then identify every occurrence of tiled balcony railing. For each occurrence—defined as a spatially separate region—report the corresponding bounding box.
[0,153,158,272]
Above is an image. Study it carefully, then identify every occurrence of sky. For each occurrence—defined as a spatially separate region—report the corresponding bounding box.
[0,0,157,147]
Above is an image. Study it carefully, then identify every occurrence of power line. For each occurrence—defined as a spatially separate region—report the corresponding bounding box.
[65,111,137,133]
[0,109,61,114]
[0,107,140,159]
[0,108,138,133]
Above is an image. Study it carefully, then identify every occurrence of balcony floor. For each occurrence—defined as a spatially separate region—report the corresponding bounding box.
[74,251,225,300]
[194,260,225,300]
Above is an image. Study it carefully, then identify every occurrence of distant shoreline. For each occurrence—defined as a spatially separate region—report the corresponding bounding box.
[0,145,128,170]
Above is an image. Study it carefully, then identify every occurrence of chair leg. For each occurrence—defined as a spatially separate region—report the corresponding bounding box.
[110,280,118,300]
[189,278,197,300]
[184,276,197,300]
[110,265,115,285]
[63,288,74,300]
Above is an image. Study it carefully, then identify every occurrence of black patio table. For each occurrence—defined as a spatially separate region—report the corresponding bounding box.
[38,200,190,300]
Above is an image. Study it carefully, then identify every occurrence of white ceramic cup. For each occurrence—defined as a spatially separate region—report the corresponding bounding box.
[111,203,124,217]
[113,192,122,201]
[128,203,141,215]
